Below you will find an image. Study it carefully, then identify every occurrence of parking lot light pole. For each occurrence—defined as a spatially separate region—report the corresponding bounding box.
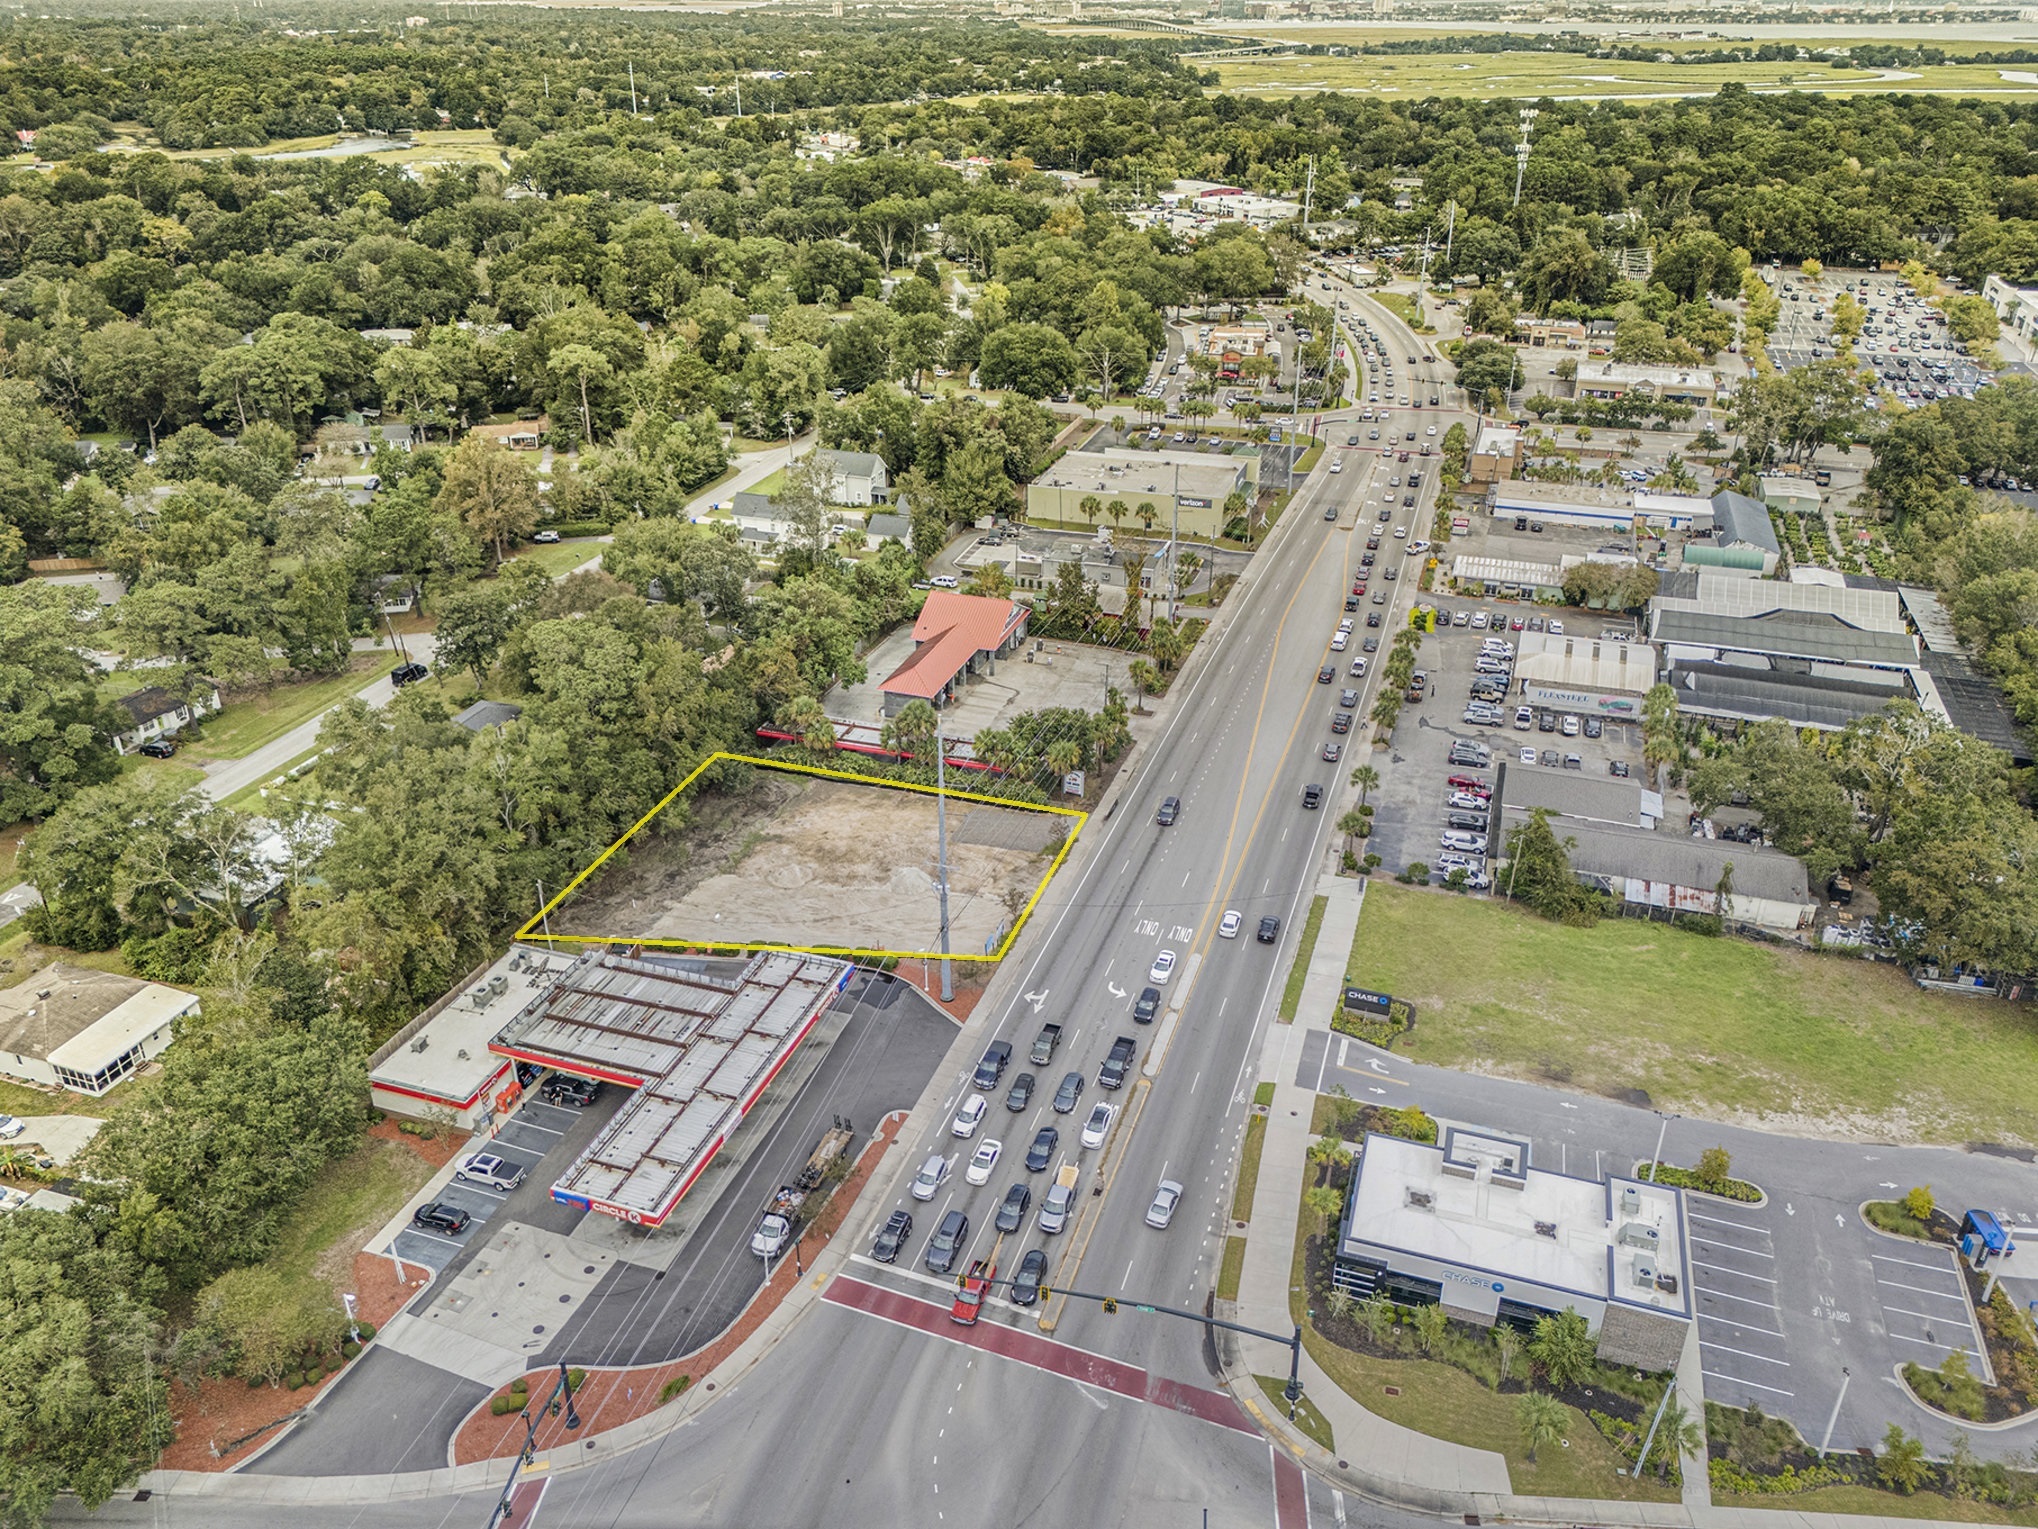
[1648,1111,1678,1185]
[1817,1367,1850,1457]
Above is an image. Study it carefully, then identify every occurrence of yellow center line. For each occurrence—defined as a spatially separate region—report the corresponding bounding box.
[1039,483,1354,1330]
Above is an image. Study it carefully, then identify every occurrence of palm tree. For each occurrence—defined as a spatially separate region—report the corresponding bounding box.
[1337,808,1368,864]
[1517,1391,1569,1463]
[1079,494,1103,531]
[1647,1399,1706,1476]
[1135,501,1158,534]
[1493,1324,1522,1383]
[1107,500,1125,532]
[1044,737,1082,787]
[1348,764,1380,809]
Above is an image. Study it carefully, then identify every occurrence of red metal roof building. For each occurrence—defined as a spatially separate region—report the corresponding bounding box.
[879,591,1028,716]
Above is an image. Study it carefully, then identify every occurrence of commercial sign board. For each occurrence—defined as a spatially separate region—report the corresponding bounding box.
[1342,987,1393,1018]
[1522,684,1641,718]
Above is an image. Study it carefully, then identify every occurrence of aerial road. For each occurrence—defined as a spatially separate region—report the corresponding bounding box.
[62,334,1466,1529]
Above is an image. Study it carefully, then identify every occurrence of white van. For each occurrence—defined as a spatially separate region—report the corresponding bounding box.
[930,574,959,589]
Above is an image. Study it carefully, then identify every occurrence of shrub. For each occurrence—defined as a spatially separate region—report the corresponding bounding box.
[342,1342,361,1360]
[490,1395,523,1417]
[284,1372,304,1390]
[1903,1185,1935,1221]
[1697,1146,1733,1194]
[567,1368,587,1391]
[1905,1349,1987,1420]
[659,1374,692,1405]
[538,519,614,539]
[356,1321,376,1341]
[1877,1424,1930,1493]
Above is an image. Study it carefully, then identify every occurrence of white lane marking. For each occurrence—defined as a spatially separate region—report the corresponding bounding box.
[1700,1340,1790,1366]
[1874,1278,1970,1301]
[1687,1211,1769,1234]
[1697,1312,1784,1339]
[1692,1260,1777,1282]
[1888,1332,1965,1350]
[1882,1304,1967,1322]
[1698,1286,1780,1310]
[1871,1252,1954,1274]
[1121,1259,1135,1291]
[1704,1371,1794,1398]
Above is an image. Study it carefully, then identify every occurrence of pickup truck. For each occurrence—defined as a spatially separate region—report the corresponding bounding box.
[749,1185,803,1258]
[950,1258,997,1326]
[1029,1023,1063,1066]
[1038,1161,1081,1234]
[1098,1035,1137,1091]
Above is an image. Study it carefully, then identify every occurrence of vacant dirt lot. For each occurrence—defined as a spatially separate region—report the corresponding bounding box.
[554,771,1070,954]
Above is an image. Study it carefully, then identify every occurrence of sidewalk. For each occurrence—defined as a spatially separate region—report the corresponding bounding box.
[1227,871,1515,1507]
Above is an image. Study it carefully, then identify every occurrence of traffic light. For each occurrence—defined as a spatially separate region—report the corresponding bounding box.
[1102,1297,1119,1315]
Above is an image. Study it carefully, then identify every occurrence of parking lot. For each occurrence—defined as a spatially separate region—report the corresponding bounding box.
[1764,268,1993,408]
[388,1089,623,1275]
[1361,593,1644,881]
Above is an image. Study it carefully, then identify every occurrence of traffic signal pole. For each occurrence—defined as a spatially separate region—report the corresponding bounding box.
[977,1277,1307,1417]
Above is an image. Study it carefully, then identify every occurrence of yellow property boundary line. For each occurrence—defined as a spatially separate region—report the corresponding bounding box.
[515,750,1088,964]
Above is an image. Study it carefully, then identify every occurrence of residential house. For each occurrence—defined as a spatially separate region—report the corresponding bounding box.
[111,682,221,755]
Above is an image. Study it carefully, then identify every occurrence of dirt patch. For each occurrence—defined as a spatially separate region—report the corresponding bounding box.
[556,773,1066,955]
[450,1111,905,1465]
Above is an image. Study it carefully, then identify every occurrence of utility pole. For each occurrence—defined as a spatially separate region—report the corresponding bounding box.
[1300,155,1315,245]
[628,62,638,116]
[934,718,954,1002]
[1444,199,1457,264]
[1512,108,1539,209]
[733,72,742,118]
[1416,231,1432,328]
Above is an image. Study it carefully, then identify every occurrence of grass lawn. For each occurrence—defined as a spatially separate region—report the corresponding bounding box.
[265,1134,434,1289]
[1257,1375,1334,1451]
[1279,893,1328,1021]
[1232,1114,1267,1223]
[746,466,788,499]
[1209,50,2038,102]
[1284,1183,1676,1502]
[1368,291,1432,333]
[507,539,605,579]
[180,654,401,762]
[1349,882,2038,1145]
[1218,1236,1247,1302]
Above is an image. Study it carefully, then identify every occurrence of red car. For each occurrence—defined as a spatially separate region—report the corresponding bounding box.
[1446,775,1493,797]
[951,1258,996,1326]
[1353,582,1368,597]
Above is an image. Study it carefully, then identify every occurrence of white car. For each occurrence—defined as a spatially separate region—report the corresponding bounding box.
[453,1151,527,1192]
[1519,746,1538,765]
[1349,657,1368,677]
[1407,540,1430,556]
[1329,459,1343,473]
[1338,617,1354,632]
[1148,949,1177,985]
[1330,632,1348,652]
[951,1094,989,1139]
[1470,612,1489,629]
[0,1115,24,1141]
[1447,791,1487,811]
[909,1153,949,1200]
[1393,526,1407,539]
[965,1138,1002,1185]
[1146,1179,1183,1229]
[1080,1101,1118,1150]
[1426,424,1438,435]
[1219,909,1242,939]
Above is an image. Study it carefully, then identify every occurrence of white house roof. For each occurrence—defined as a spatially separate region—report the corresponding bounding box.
[46,984,199,1073]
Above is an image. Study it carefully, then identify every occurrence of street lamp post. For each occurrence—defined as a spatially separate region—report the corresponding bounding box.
[1648,1110,1678,1185]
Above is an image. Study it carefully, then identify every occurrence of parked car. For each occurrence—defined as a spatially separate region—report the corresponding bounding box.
[411,1202,472,1235]
[454,1152,527,1192]
[390,661,429,687]
[137,739,178,759]
[544,1074,601,1108]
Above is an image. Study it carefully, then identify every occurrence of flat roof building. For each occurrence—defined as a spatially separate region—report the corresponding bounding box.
[1572,360,1720,406]
[1026,447,1254,543]
[369,945,581,1131]
[1512,633,1659,710]
[1502,765,1661,829]
[1334,1126,1692,1371]
[0,965,198,1096]
[1490,481,1712,533]
[490,950,852,1228]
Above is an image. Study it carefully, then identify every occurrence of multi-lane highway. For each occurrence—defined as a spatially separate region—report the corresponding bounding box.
[64,289,1470,1529]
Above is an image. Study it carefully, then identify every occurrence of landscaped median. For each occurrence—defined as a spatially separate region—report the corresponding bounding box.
[449,1112,903,1465]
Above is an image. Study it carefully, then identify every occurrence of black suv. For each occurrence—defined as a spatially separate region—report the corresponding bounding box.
[1052,1070,1085,1112]
[1011,1247,1049,1306]
[390,661,430,688]
[925,1210,968,1274]
[871,1209,912,1263]
[1025,1125,1059,1171]
[1099,1035,1137,1090]
[137,738,178,759]
[544,1074,600,1108]
[1005,1071,1036,1111]
[412,1202,471,1235]
[1257,916,1281,944]
[1302,784,1324,809]
[1133,986,1160,1024]
[1156,796,1181,826]
[972,1039,1012,1090]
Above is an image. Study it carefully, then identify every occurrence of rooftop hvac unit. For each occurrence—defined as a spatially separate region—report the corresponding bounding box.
[1619,1185,1641,1217]
[1534,1221,1558,1239]
[409,1035,430,1053]
[489,973,510,997]
[1633,1260,1657,1289]
[469,989,490,1010]
[1405,1188,1434,1210]
[1618,1222,1661,1252]
[508,950,525,972]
